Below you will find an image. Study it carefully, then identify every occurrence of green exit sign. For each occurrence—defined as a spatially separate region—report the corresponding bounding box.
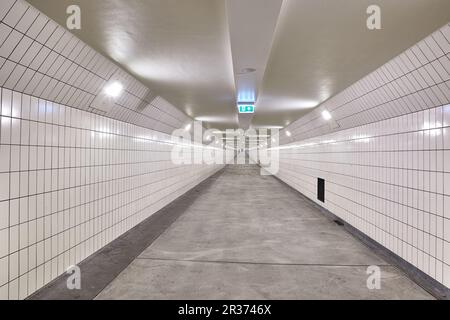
[238,104,255,114]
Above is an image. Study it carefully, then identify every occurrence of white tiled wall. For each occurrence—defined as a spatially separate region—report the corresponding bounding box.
[277,105,450,288]
[276,24,450,289]
[0,0,226,299]
[0,88,224,300]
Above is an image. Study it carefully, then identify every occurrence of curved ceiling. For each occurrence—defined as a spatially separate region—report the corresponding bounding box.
[27,0,238,129]
[253,0,450,128]
[27,0,450,130]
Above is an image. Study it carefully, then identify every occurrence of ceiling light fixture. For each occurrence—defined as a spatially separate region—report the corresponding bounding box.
[238,68,256,74]
[104,81,123,98]
[185,124,192,131]
[322,110,332,121]
[286,131,292,137]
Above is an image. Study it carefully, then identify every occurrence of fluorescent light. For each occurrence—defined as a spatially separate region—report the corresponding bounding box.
[104,81,123,98]
[286,131,291,137]
[322,110,332,121]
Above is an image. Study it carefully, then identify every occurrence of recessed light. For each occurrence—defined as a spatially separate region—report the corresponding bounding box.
[286,131,292,137]
[104,81,123,98]
[239,68,256,74]
[185,124,192,131]
[322,110,332,121]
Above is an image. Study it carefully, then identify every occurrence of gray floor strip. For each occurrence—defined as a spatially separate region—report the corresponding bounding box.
[272,174,450,300]
[137,257,391,267]
[27,169,225,300]
[96,164,433,300]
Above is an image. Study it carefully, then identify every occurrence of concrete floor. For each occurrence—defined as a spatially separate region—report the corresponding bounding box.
[96,165,433,300]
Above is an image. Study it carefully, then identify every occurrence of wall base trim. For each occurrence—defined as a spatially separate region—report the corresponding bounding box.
[27,168,225,300]
[272,175,450,300]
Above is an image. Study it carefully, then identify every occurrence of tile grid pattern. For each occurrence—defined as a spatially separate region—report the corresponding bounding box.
[0,0,228,299]
[280,23,450,145]
[0,88,225,300]
[276,103,450,288]
[276,23,450,289]
[0,0,191,136]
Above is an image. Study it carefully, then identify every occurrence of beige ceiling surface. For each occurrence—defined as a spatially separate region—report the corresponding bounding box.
[253,0,450,128]
[27,0,450,130]
[26,0,238,129]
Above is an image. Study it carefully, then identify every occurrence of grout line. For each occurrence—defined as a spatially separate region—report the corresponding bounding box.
[272,171,450,300]
[26,167,226,300]
[135,257,392,268]
[277,165,450,263]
